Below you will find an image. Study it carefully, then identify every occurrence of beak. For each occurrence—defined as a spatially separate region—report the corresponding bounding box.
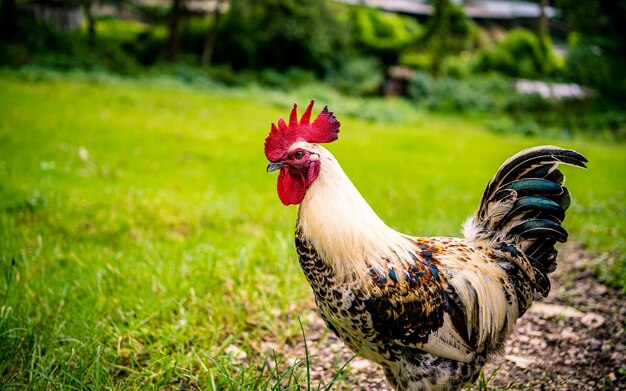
[266,161,284,173]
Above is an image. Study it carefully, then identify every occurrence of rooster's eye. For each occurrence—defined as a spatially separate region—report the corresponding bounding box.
[294,150,305,159]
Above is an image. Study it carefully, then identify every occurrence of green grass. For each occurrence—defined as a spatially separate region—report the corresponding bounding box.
[0,72,624,388]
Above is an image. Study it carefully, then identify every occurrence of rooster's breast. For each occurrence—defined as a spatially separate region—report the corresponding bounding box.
[295,230,398,364]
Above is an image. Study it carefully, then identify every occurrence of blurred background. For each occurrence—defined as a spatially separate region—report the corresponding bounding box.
[1,0,625,137]
[1,0,625,389]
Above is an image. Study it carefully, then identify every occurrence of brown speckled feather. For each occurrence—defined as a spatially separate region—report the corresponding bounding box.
[266,109,586,391]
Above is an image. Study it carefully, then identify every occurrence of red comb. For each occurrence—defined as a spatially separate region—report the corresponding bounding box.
[264,100,340,161]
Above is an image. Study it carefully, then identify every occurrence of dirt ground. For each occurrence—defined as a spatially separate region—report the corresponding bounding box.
[279,244,626,390]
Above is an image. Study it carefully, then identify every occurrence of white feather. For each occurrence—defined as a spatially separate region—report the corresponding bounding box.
[295,142,414,283]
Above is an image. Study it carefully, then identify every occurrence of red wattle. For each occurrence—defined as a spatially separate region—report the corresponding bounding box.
[277,168,306,205]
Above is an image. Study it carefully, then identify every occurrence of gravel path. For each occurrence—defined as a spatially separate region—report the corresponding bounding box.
[278,245,625,390]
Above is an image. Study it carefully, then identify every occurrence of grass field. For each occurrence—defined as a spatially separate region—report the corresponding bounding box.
[1,72,625,389]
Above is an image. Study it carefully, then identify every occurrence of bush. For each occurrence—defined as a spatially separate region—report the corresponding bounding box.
[475,28,560,78]
[350,6,421,64]
[213,0,350,71]
[123,28,166,66]
[469,26,492,51]
[398,51,432,71]
[486,117,561,138]
[405,72,626,139]
[324,54,384,96]
[406,70,434,101]
[0,17,143,74]
[439,54,472,78]
[564,34,626,97]
[407,72,513,113]
[257,67,317,89]
[417,0,474,73]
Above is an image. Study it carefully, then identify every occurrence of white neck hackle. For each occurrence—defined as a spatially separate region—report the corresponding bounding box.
[295,142,415,283]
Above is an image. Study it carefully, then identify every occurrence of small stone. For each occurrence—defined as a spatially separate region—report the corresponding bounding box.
[224,344,247,364]
[529,338,547,349]
[329,343,342,351]
[593,284,608,295]
[265,359,276,371]
[546,333,560,341]
[505,355,534,369]
[530,303,584,318]
[350,358,371,370]
[560,327,578,341]
[260,341,279,354]
[580,313,606,329]
[585,338,602,350]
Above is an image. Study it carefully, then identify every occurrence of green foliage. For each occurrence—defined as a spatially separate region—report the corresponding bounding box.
[468,26,492,52]
[416,0,474,73]
[124,28,167,66]
[505,92,626,140]
[475,28,560,78]
[407,72,513,113]
[177,18,212,60]
[439,54,473,78]
[350,7,421,63]
[0,17,145,74]
[564,34,626,96]
[97,18,168,67]
[257,67,318,89]
[323,54,384,96]
[213,0,349,72]
[96,17,149,40]
[2,0,624,107]
[406,71,626,139]
[262,82,420,123]
[486,117,559,138]
[556,0,626,96]
[398,51,432,70]
[127,1,171,23]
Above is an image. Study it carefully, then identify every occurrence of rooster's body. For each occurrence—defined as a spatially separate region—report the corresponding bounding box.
[264,102,587,391]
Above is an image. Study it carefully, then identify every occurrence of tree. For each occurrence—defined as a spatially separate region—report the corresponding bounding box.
[556,0,626,51]
[166,0,184,62]
[538,0,549,40]
[213,0,348,71]
[201,0,227,67]
[418,0,474,73]
[1,0,16,40]
[350,6,421,66]
[82,0,96,45]
[556,0,626,95]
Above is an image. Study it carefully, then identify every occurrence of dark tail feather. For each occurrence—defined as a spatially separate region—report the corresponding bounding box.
[465,146,587,298]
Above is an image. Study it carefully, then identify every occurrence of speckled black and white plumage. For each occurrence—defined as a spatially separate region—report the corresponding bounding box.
[295,230,490,390]
[264,103,587,391]
[289,146,584,391]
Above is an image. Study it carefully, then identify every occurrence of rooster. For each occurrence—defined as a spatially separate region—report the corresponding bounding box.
[264,101,587,391]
